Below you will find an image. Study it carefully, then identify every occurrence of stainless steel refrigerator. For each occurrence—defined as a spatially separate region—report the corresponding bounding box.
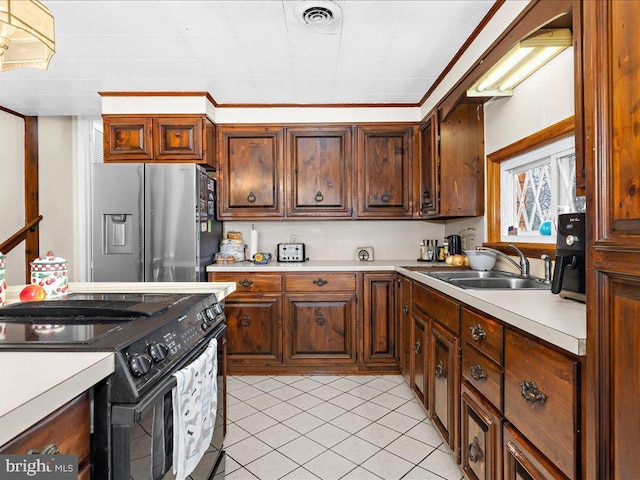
[91,163,222,282]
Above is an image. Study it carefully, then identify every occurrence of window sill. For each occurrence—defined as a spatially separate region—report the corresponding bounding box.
[482,242,556,259]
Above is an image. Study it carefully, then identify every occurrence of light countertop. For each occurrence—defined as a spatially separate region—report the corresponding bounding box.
[0,281,235,447]
[208,260,586,356]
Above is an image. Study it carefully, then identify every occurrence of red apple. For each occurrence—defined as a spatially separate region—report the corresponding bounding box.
[19,285,47,302]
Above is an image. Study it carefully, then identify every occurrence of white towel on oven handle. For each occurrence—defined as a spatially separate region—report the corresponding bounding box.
[172,338,218,480]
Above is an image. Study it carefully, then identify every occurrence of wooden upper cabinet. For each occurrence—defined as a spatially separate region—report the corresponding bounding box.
[356,124,416,218]
[104,117,153,161]
[420,104,484,219]
[286,126,353,217]
[103,115,215,167]
[217,126,285,218]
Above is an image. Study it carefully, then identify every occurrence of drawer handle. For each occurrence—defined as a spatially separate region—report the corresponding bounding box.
[470,364,487,381]
[315,314,326,326]
[381,191,391,203]
[240,314,251,327]
[468,436,481,464]
[27,443,60,455]
[470,324,487,342]
[520,380,546,404]
[403,304,409,315]
[239,278,254,288]
[313,278,328,287]
[414,338,421,354]
[315,191,324,203]
[247,191,257,203]
[435,360,445,379]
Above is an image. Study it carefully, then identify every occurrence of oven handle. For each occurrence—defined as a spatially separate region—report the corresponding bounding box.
[112,323,226,426]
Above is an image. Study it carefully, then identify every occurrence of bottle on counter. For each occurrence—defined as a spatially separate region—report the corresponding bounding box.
[442,239,449,258]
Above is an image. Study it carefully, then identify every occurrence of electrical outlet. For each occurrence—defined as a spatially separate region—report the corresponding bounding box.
[290,234,299,243]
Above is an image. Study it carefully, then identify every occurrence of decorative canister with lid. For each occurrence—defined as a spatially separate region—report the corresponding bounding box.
[30,251,69,298]
[0,251,6,306]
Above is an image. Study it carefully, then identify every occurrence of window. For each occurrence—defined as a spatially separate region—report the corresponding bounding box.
[486,116,585,255]
[500,135,586,243]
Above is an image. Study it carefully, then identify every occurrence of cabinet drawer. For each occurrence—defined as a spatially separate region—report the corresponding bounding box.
[285,273,356,292]
[413,282,459,334]
[0,393,90,462]
[462,308,503,365]
[209,273,282,293]
[504,330,579,480]
[462,344,503,410]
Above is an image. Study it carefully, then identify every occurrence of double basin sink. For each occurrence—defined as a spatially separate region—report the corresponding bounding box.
[423,270,551,290]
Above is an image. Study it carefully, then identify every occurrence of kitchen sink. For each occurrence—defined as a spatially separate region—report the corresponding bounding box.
[423,270,551,290]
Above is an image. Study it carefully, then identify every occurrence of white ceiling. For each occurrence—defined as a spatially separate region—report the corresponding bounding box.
[0,0,495,116]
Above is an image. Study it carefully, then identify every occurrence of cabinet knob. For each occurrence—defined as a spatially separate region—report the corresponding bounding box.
[315,314,326,326]
[468,437,481,464]
[470,324,487,342]
[414,338,421,354]
[247,192,256,203]
[381,191,391,203]
[314,191,324,203]
[239,278,254,288]
[520,380,546,404]
[240,314,252,327]
[435,360,445,379]
[470,364,487,381]
[313,278,328,287]
[403,304,409,315]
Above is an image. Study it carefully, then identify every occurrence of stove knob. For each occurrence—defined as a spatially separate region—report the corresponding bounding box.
[211,302,224,316]
[205,308,216,321]
[148,342,169,363]
[201,320,211,331]
[130,353,153,377]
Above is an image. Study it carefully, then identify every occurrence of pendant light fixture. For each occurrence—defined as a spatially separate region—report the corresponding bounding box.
[0,0,55,72]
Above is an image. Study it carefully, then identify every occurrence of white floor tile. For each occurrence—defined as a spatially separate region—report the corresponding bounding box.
[227,376,248,390]
[419,448,464,480]
[235,411,279,435]
[283,412,326,434]
[225,436,273,466]
[402,465,444,479]
[330,412,372,434]
[235,375,272,385]
[278,435,327,465]
[252,378,287,393]
[348,385,383,401]
[339,375,377,384]
[276,375,307,385]
[270,385,305,401]
[280,467,321,479]
[368,392,408,410]
[231,385,264,401]
[405,422,444,448]
[360,449,414,480]
[308,384,343,401]
[306,423,352,448]
[304,450,357,480]
[245,393,283,411]
[340,465,382,479]
[328,393,366,411]
[254,423,301,449]
[384,375,406,385]
[223,423,251,448]
[326,377,361,392]
[376,411,421,434]
[355,423,401,448]
[290,377,324,392]
[384,434,435,464]
[331,435,380,464]
[227,394,242,407]
[286,393,325,410]
[245,450,298,480]
[307,402,347,422]
[363,377,398,392]
[351,402,391,422]
[224,466,259,479]
[310,375,341,384]
[262,402,303,422]
[227,402,259,423]
[396,399,429,420]
[386,383,417,400]
[225,455,242,474]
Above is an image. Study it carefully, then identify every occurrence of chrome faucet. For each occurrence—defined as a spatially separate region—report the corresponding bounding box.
[476,244,531,277]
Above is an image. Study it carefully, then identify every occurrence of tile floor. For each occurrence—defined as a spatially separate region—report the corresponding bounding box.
[223,374,464,480]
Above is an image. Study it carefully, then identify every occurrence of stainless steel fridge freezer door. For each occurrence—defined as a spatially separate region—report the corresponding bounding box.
[91,163,144,282]
[144,164,199,282]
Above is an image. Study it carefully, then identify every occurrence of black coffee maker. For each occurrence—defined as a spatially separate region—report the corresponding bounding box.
[551,212,586,302]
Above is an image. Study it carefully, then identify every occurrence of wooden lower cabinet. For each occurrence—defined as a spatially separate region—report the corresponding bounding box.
[503,423,566,480]
[362,273,396,365]
[224,294,282,364]
[285,293,357,364]
[411,313,429,405]
[0,392,91,479]
[461,381,502,480]
[430,320,460,459]
[397,275,412,384]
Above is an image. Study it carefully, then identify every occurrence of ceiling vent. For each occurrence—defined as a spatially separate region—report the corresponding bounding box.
[294,1,342,28]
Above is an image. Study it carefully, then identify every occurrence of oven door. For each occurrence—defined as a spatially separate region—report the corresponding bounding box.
[108,324,226,480]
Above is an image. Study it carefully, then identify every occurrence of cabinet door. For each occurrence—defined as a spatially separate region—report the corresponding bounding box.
[503,423,565,480]
[356,125,415,218]
[153,116,204,161]
[225,294,282,363]
[439,104,484,217]
[362,273,396,365]
[218,126,284,218]
[461,382,502,480]
[430,320,460,457]
[419,112,439,217]
[286,126,353,217]
[285,293,356,364]
[103,116,153,161]
[397,276,412,384]
[411,314,428,406]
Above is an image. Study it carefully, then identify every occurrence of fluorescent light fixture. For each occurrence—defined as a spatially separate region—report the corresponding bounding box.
[468,29,572,97]
[0,0,55,72]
